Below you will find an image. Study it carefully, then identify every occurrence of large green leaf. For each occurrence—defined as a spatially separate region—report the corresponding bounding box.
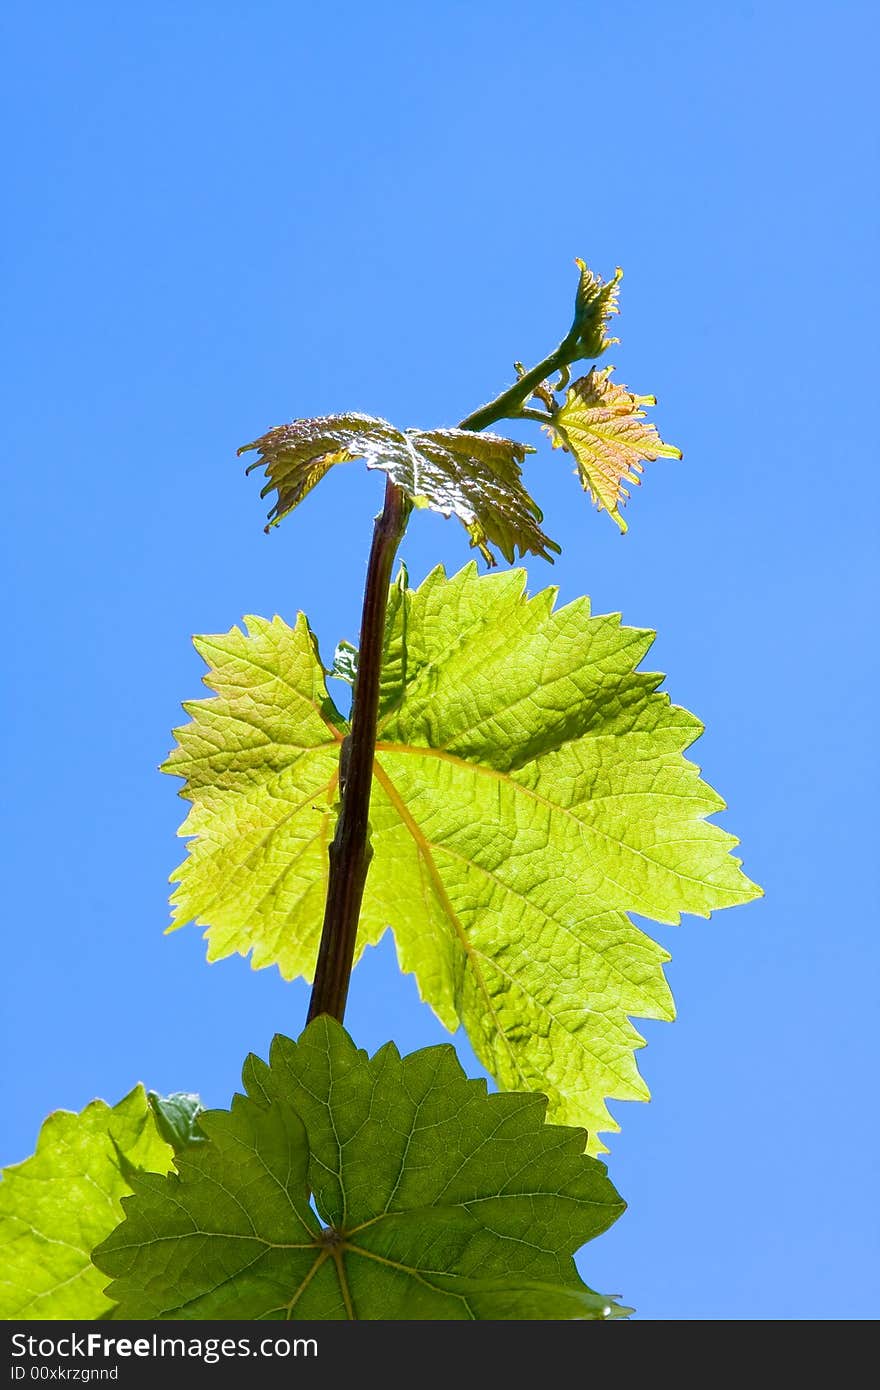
[239,412,559,565]
[94,1020,626,1320]
[547,366,682,532]
[0,1087,176,1319]
[164,564,760,1148]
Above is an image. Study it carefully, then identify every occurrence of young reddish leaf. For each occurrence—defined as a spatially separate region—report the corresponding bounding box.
[547,366,682,531]
[239,412,559,565]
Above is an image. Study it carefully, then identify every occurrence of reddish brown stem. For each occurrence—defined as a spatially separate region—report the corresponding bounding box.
[307,478,409,1023]
[307,356,538,1025]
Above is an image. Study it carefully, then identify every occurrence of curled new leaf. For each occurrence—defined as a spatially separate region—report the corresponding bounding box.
[94,1019,628,1321]
[329,639,358,687]
[147,1091,205,1153]
[547,366,682,532]
[570,260,623,360]
[239,412,559,565]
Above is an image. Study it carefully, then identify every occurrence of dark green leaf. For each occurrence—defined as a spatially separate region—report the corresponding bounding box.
[94,1020,627,1321]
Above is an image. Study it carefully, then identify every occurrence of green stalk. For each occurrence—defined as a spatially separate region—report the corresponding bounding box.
[458,338,573,431]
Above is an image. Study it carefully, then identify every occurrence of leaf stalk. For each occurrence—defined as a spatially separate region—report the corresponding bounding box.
[458,335,575,431]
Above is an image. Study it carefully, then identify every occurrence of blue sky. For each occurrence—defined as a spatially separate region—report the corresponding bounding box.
[2,1,877,1320]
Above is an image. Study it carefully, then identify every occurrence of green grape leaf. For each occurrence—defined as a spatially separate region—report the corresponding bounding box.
[547,366,682,532]
[164,565,760,1150]
[0,1087,175,1319]
[94,1019,627,1321]
[239,412,560,565]
[570,259,624,359]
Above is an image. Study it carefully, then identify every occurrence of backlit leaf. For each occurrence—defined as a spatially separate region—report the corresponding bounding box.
[164,565,759,1150]
[329,639,358,687]
[161,612,345,981]
[0,1088,175,1319]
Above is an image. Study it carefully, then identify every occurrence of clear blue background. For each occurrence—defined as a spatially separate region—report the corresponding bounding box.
[2,1,877,1321]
